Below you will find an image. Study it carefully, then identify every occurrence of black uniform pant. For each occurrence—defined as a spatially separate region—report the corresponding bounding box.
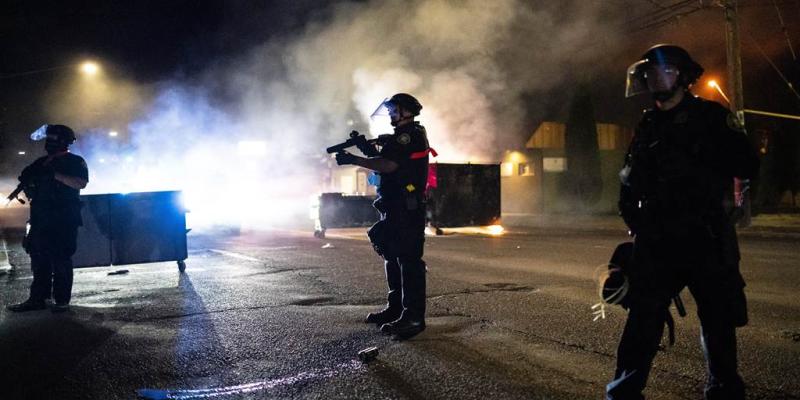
[606,235,745,400]
[28,224,78,305]
[382,252,426,321]
[371,205,427,322]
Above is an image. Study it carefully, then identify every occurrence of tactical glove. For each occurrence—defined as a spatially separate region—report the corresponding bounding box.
[355,138,379,157]
[336,151,357,166]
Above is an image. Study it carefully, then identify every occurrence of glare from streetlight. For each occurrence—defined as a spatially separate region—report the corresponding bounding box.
[109,130,118,137]
[80,61,100,76]
[706,79,730,104]
[18,151,26,155]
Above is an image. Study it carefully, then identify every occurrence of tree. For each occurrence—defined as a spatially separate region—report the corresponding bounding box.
[562,84,602,211]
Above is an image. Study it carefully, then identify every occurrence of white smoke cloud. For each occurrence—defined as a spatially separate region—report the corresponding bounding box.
[47,0,625,228]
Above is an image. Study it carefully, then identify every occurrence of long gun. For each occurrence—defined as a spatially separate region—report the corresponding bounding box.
[326,130,371,154]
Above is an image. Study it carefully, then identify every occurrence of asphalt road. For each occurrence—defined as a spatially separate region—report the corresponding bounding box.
[0,223,798,400]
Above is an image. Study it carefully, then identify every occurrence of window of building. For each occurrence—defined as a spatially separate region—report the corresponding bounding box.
[518,163,534,176]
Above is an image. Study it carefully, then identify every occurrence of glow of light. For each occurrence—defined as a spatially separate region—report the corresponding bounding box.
[501,162,514,177]
[425,225,505,236]
[487,225,505,236]
[237,140,268,157]
[125,156,134,163]
[18,151,25,155]
[707,79,730,104]
[309,194,320,220]
[506,151,524,163]
[109,131,118,137]
[80,61,99,76]
[99,158,106,163]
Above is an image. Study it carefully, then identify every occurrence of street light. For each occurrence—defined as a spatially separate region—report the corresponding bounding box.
[0,60,101,80]
[80,61,100,76]
[707,80,731,104]
[708,79,800,122]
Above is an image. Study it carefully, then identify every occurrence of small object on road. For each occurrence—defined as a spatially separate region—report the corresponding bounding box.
[357,346,379,363]
[516,246,521,249]
[107,269,129,276]
[321,243,335,249]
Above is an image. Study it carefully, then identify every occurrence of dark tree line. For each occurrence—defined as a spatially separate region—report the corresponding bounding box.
[562,84,603,211]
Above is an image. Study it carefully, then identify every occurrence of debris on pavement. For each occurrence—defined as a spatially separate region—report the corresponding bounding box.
[357,346,379,363]
[107,269,130,276]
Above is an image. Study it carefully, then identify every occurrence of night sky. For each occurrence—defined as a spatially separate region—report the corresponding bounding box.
[1,1,338,80]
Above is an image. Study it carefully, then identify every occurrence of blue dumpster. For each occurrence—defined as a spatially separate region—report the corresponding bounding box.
[72,190,188,272]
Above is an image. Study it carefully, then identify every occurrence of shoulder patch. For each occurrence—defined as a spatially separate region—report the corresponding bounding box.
[726,113,745,133]
[397,133,411,145]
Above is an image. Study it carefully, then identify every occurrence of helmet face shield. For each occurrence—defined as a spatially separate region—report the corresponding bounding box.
[370,97,405,127]
[627,44,705,98]
[625,60,648,98]
[369,98,393,120]
[644,64,680,94]
[30,124,49,141]
[32,124,76,154]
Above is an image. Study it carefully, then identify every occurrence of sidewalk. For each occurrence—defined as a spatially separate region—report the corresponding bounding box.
[502,212,800,239]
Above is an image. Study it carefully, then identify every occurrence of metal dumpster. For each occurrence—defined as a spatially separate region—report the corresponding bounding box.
[72,190,188,271]
[312,192,378,238]
[426,163,501,228]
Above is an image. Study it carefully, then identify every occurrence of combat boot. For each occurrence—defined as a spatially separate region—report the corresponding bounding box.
[51,303,70,314]
[365,308,401,325]
[380,317,425,340]
[7,299,47,312]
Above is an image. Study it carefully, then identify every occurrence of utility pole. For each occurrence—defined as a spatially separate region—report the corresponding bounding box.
[723,0,752,227]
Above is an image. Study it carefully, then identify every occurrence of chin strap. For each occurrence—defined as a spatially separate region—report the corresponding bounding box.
[392,114,415,127]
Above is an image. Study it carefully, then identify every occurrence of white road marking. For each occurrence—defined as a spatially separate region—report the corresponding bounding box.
[138,360,363,399]
[208,249,262,262]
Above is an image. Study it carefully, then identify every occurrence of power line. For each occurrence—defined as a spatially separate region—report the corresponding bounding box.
[626,0,711,32]
[743,28,800,102]
[625,0,698,27]
[772,0,797,60]
[645,0,671,10]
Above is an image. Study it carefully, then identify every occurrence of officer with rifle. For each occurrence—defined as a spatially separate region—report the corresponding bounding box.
[330,93,433,340]
[6,124,88,313]
[605,45,759,400]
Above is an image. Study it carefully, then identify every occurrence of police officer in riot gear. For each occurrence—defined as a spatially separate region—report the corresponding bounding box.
[607,45,759,400]
[7,124,89,313]
[335,93,431,340]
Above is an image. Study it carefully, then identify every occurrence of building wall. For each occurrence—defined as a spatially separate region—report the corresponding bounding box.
[500,150,541,214]
[329,166,377,195]
[501,121,632,215]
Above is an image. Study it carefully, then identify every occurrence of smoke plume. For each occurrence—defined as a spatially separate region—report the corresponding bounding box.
[42,0,627,227]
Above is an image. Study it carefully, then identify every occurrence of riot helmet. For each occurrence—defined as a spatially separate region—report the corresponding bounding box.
[31,124,76,154]
[371,93,422,127]
[625,44,704,100]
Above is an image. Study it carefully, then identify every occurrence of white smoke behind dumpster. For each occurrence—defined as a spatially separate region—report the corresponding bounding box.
[50,0,625,228]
